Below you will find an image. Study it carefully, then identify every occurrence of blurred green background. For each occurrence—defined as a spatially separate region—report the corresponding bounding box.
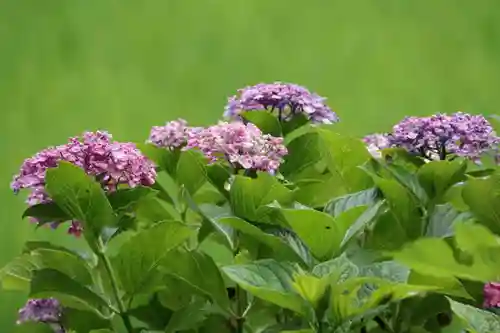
[1,0,500,330]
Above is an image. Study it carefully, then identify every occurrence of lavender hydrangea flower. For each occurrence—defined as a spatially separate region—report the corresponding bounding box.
[185,121,288,173]
[17,298,65,332]
[147,118,200,149]
[11,131,156,236]
[388,112,499,160]
[363,133,391,158]
[224,82,339,124]
[484,282,500,308]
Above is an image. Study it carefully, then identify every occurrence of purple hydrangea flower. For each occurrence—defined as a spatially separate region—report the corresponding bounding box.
[185,121,288,173]
[388,112,499,160]
[11,131,157,236]
[147,119,200,149]
[17,298,65,332]
[224,82,339,124]
[484,282,500,308]
[363,133,391,158]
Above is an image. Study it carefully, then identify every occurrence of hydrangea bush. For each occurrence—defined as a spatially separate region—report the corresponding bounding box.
[3,82,500,333]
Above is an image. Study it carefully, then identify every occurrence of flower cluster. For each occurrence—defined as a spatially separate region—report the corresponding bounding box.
[388,112,499,160]
[224,82,339,124]
[147,118,199,149]
[484,282,500,308]
[363,133,391,158]
[185,121,287,173]
[17,298,64,333]
[11,131,156,235]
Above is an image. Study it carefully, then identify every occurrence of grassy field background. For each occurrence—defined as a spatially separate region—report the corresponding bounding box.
[1,0,500,330]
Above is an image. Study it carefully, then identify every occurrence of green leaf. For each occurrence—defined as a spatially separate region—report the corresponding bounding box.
[366,211,410,251]
[216,216,309,265]
[242,111,282,136]
[222,260,307,314]
[176,150,207,195]
[206,163,232,199]
[340,200,385,248]
[135,196,174,223]
[280,132,322,178]
[157,276,197,311]
[44,162,115,249]
[325,188,380,217]
[448,298,500,333]
[462,174,500,234]
[62,308,112,332]
[128,294,173,330]
[159,249,230,311]
[230,173,293,222]
[384,163,429,204]
[30,269,109,315]
[282,113,310,136]
[294,175,348,208]
[391,223,500,282]
[112,221,193,299]
[374,177,422,240]
[417,160,467,201]
[22,202,70,224]
[136,143,180,175]
[312,254,359,283]
[278,207,366,260]
[380,147,426,168]
[106,186,158,213]
[164,299,209,333]
[408,271,473,300]
[0,254,39,290]
[358,261,409,283]
[425,203,473,237]
[317,129,372,193]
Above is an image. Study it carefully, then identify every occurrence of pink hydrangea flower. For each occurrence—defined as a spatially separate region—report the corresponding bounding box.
[484,282,500,308]
[185,121,288,173]
[11,131,156,236]
[147,119,200,149]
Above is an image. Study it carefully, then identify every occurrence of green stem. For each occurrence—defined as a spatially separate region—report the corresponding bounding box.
[96,239,134,333]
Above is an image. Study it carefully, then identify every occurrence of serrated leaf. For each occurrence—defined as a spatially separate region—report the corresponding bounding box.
[112,221,193,299]
[448,298,500,333]
[30,269,109,315]
[222,260,307,314]
[242,111,282,136]
[176,150,207,195]
[159,249,230,312]
[44,162,115,249]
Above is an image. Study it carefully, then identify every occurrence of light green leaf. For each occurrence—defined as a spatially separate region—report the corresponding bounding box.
[106,186,159,213]
[164,299,208,333]
[230,173,293,222]
[0,254,39,290]
[448,298,500,333]
[44,162,115,249]
[340,200,385,249]
[159,249,230,311]
[136,143,180,175]
[408,271,473,300]
[462,174,500,234]
[242,110,282,136]
[112,221,193,299]
[222,260,307,314]
[176,150,207,195]
[30,269,110,315]
[417,160,467,201]
[317,129,372,193]
[384,163,429,204]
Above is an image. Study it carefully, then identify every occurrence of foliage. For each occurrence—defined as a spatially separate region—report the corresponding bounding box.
[4,82,500,332]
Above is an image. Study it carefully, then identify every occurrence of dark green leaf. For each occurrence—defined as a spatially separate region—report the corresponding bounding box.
[157,275,197,311]
[164,298,209,333]
[135,196,174,223]
[282,113,309,136]
[44,162,115,249]
[230,173,293,223]
[340,200,385,248]
[312,254,359,283]
[242,111,282,136]
[206,163,232,199]
[136,143,180,175]
[366,211,410,251]
[151,181,175,205]
[62,308,112,332]
[280,132,322,178]
[112,221,193,299]
[417,160,467,201]
[384,163,429,204]
[159,249,230,312]
[30,269,109,315]
[176,150,207,195]
[22,202,70,224]
[222,260,307,314]
[462,174,500,234]
[380,147,426,168]
[128,294,173,330]
[107,186,158,213]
